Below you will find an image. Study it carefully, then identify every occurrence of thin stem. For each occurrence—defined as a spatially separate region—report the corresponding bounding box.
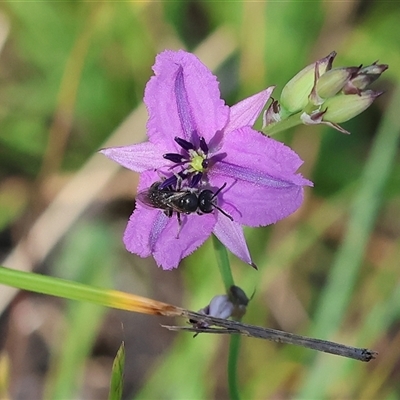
[228,334,241,400]
[165,322,376,362]
[212,235,234,291]
[211,235,241,400]
[262,111,302,135]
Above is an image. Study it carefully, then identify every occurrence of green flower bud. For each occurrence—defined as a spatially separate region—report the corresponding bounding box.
[343,62,388,94]
[280,52,336,114]
[314,67,358,101]
[322,90,382,123]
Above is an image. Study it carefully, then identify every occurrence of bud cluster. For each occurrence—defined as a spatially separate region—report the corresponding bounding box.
[263,52,388,134]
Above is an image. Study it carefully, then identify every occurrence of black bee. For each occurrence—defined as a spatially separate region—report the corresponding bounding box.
[136,181,233,235]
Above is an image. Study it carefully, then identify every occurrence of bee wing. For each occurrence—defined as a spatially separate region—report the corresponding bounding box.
[164,191,192,214]
[136,184,192,215]
[135,187,159,209]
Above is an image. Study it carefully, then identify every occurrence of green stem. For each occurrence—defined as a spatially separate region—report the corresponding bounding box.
[212,235,234,291]
[211,235,241,400]
[262,111,302,136]
[228,334,241,400]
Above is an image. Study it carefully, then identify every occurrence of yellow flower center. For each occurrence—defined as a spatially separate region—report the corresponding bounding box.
[190,154,206,172]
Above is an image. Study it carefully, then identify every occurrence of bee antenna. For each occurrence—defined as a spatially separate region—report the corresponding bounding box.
[213,204,233,221]
[211,182,228,200]
[210,183,233,221]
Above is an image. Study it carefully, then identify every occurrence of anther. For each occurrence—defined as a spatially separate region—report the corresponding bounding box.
[175,137,195,151]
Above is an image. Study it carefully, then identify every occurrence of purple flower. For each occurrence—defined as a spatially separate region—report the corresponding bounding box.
[101,50,312,270]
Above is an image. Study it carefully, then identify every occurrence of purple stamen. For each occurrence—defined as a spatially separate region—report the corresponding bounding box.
[159,170,188,190]
[175,136,194,151]
[163,153,186,163]
[199,137,209,153]
[190,173,202,188]
[159,175,178,190]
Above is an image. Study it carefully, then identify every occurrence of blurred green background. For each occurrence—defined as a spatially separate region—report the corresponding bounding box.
[0,1,399,399]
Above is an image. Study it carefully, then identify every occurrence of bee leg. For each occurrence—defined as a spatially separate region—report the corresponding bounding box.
[176,212,182,239]
[175,173,183,190]
[156,170,165,180]
[164,209,173,218]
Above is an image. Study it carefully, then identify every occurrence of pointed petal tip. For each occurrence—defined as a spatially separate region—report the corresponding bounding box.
[160,264,179,271]
[227,86,276,133]
[98,146,118,157]
[250,262,258,270]
[374,90,384,99]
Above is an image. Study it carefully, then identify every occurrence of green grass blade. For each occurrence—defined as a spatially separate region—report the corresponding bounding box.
[108,342,125,400]
[0,265,114,306]
[0,266,173,315]
[0,352,10,400]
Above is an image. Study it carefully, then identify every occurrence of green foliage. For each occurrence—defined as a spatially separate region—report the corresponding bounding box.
[0,1,399,399]
[44,222,116,398]
[109,342,125,400]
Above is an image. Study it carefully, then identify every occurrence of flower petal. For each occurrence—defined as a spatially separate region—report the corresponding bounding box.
[214,177,305,226]
[226,86,275,133]
[123,170,168,257]
[152,213,216,270]
[100,142,165,172]
[213,126,312,185]
[123,193,216,270]
[213,218,254,267]
[144,50,229,147]
[210,127,312,226]
[123,206,167,258]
